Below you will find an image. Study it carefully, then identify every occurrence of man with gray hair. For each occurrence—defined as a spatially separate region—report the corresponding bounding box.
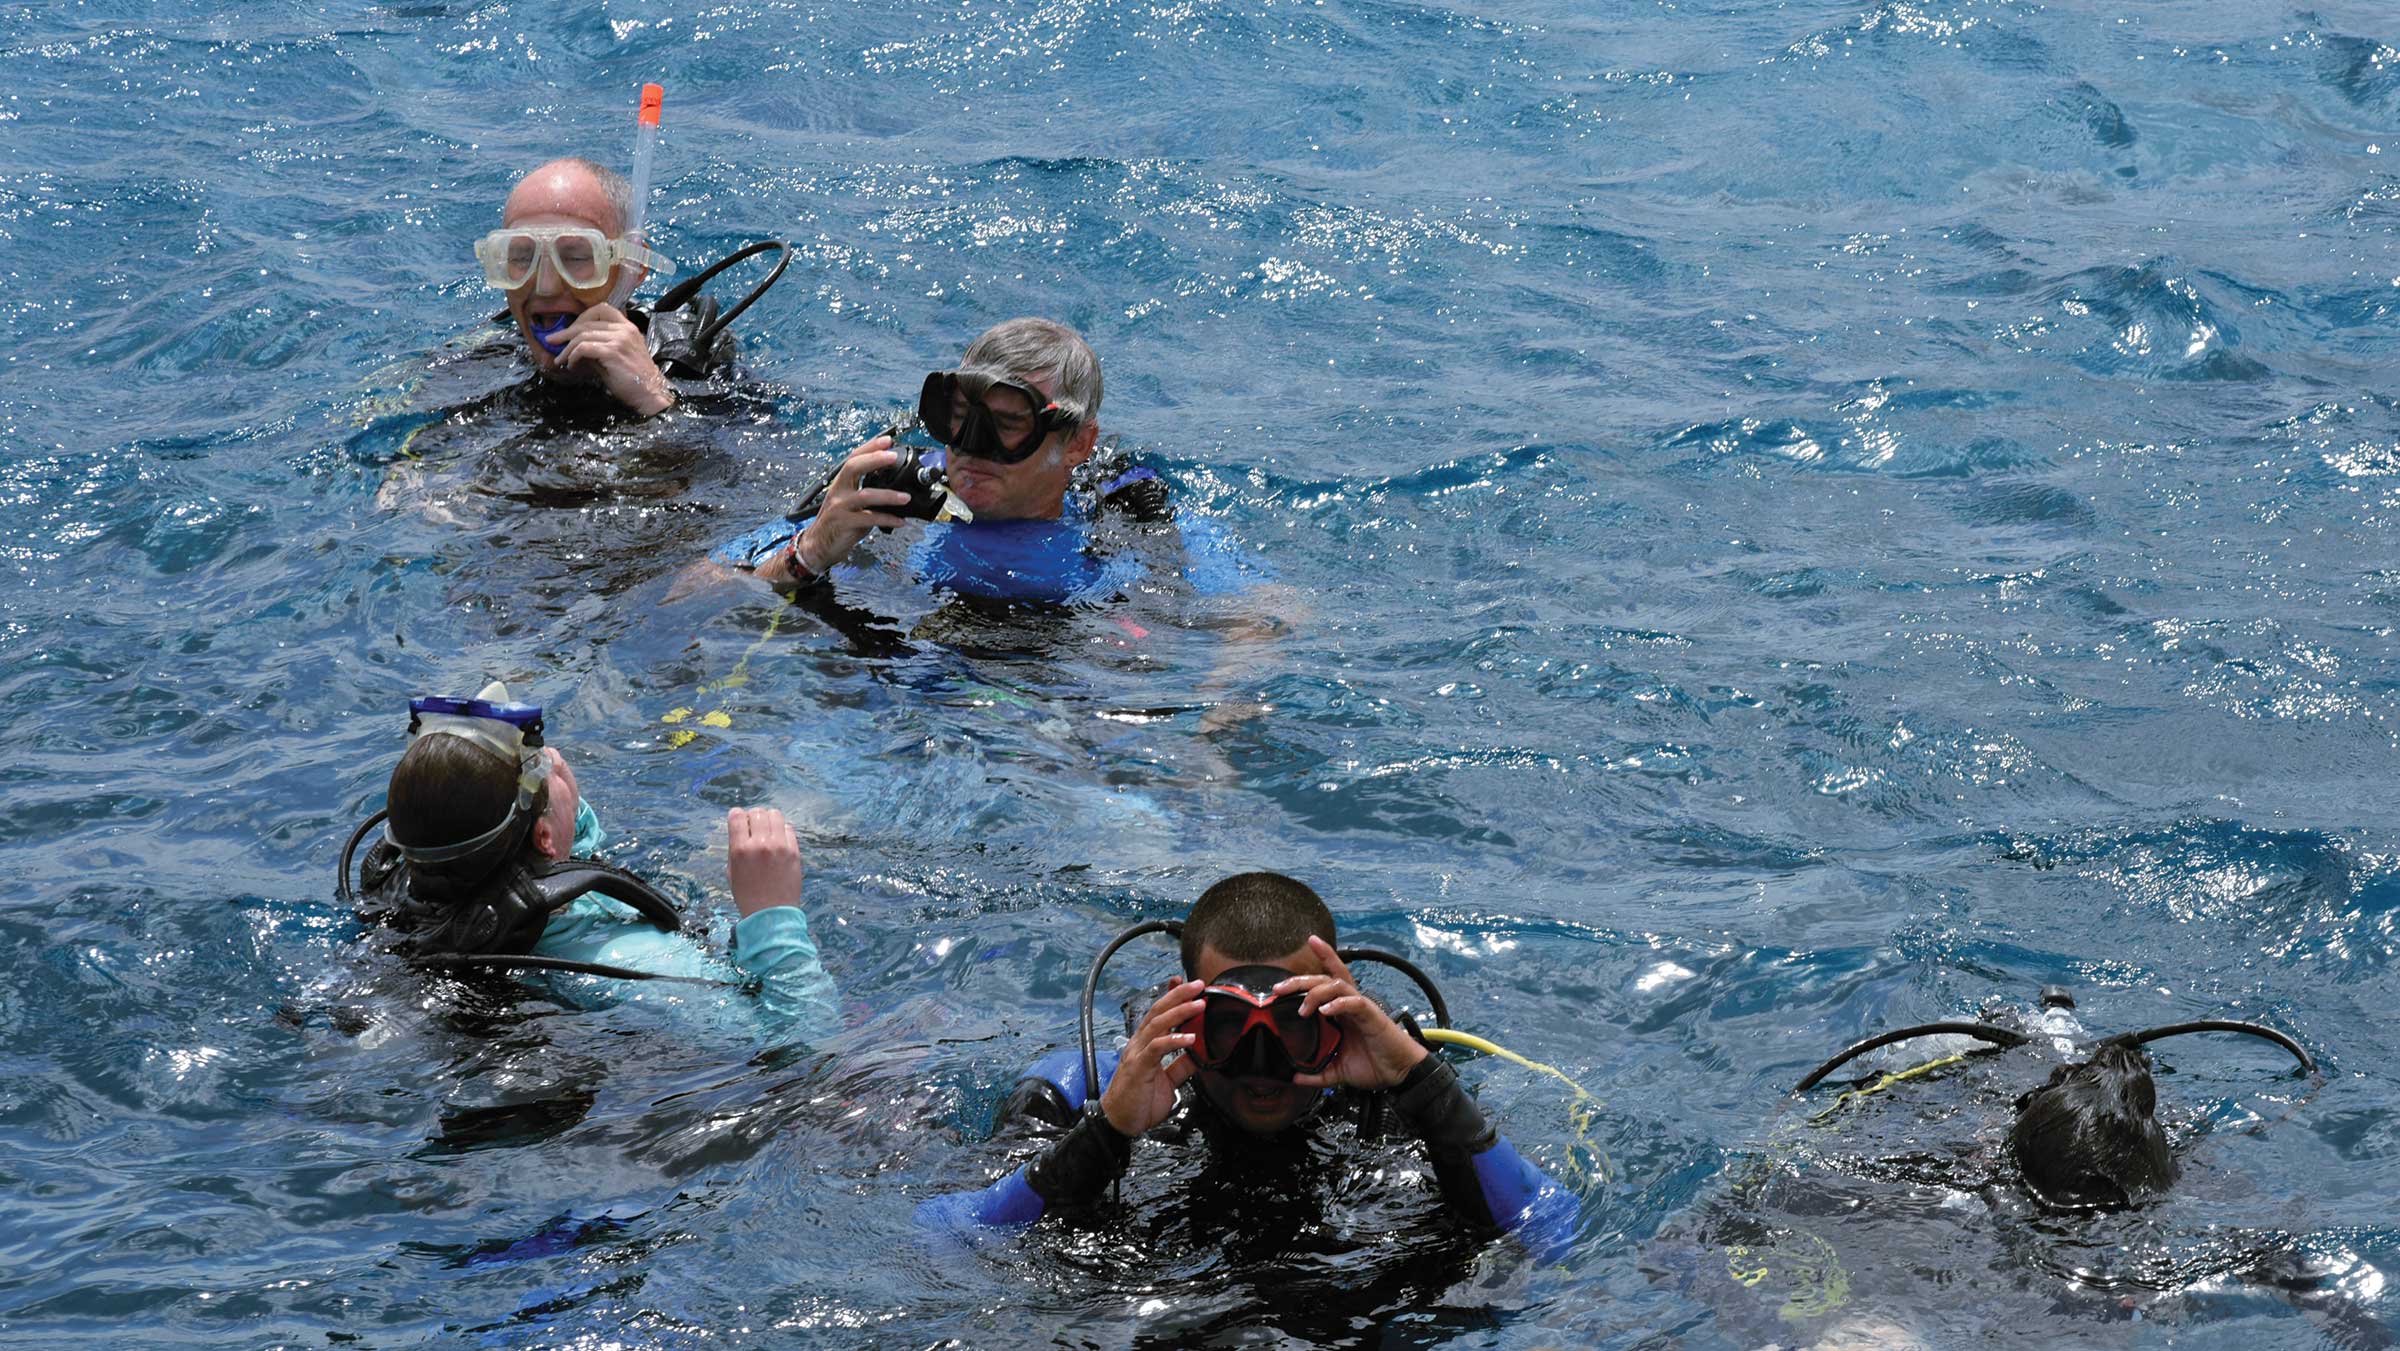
[712,317,1253,605]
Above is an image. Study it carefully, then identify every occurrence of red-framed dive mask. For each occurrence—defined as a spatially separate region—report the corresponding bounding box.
[1190,964,1343,1078]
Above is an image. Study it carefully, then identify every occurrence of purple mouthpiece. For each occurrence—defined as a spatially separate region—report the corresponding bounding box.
[529,314,573,356]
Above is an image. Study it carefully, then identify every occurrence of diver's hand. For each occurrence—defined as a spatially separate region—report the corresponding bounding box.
[770,437,914,582]
[1099,979,1205,1136]
[725,806,804,917]
[557,303,674,417]
[1281,936,1428,1091]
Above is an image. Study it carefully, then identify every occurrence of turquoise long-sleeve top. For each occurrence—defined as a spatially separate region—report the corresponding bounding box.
[528,800,838,1036]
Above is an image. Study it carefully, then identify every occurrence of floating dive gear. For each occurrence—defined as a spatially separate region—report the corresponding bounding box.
[1793,1022,2031,1093]
[1794,998,2315,1093]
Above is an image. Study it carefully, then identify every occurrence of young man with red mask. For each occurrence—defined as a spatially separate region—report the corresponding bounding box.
[916,872,1578,1260]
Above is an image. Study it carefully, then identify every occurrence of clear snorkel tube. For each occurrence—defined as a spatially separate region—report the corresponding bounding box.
[608,83,665,312]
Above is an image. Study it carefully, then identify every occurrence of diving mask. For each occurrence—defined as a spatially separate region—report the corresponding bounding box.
[1190,965,1344,1078]
[475,227,671,293]
[392,682,550,865]
[917,368,1079,465]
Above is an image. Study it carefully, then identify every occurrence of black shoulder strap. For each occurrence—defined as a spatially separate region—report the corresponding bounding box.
[1082,451,1174,523]
[641,298,739,380]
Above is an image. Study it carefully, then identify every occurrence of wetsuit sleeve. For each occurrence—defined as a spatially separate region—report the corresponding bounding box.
[728,905,839,1029]
[1391,1054,1579,1262]
[711,515,805,570]
[537,799,837,1038]
[915,1112,1134,1236]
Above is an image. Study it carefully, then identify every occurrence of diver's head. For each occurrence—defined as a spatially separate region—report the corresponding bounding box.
[387,735,577,867]
[2009,1039,2178,1209]
[934,318,1102,521]
[1180,872,1340,1136]
[483,157,656,371]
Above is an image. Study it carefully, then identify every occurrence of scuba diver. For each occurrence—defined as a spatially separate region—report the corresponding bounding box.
[1646,989,2383,1349]
[472,153,786,419]
[914,872,1581,1261]
[337,682,836,1031]
[368,127,791,528]
[707,317,1261,608]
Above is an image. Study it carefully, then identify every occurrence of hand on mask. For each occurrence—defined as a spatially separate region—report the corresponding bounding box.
[1099,978,1206,1136]
[1275,936,1429,1092]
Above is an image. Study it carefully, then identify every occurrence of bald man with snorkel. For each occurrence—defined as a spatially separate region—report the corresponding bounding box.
[476,157,677,417]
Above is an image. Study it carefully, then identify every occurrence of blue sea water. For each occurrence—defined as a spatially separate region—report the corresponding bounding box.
[5,0,2400,1345]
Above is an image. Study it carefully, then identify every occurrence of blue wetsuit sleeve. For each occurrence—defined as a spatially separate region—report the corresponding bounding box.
[915,1165,1049,1235]
[711,515,806,570]
[1390,1055,1580,1263]
[1175,514,1268,595]
[915,1086,1136,1236]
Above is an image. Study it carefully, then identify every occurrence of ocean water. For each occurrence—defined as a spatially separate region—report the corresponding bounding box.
[4,0,2400,1346]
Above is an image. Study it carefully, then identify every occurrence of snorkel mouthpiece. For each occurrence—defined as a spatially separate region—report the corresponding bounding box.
[529,314,573,356]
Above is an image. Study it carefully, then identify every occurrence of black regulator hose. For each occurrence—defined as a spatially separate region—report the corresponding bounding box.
[655,238,791,351]
[2108,1020,2316,1075]
[336,808,388,910]
[1080,919,1183,1098]
[1336,945,1453,1031]
[419,952,739,988]
[1794,1021,2032,1092]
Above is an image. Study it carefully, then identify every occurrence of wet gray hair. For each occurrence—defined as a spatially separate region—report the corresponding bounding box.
[961,317,1103,426]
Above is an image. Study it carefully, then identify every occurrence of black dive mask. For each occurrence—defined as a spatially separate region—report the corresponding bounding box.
[918,369,1076,465]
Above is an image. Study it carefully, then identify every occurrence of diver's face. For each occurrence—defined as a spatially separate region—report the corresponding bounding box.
[498,165,624,373]
[537,746,579,860]
[941,371,1090,521]
[1191,940,1327,1136]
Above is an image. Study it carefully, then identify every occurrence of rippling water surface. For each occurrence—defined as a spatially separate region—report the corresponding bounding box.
[5,0,2400,1346]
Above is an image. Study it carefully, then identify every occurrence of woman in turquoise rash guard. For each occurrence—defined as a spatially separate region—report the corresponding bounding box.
[351,683,836,1034]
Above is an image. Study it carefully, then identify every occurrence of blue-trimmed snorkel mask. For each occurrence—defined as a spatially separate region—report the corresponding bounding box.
[388,683,549,867]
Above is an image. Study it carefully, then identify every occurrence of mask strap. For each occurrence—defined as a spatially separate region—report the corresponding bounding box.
[387,744,549,865]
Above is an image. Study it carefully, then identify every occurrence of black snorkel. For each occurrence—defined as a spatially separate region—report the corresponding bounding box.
[1077,918,1454,1099]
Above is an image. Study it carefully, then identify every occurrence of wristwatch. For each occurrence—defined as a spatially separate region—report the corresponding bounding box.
[780,533,829,589]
